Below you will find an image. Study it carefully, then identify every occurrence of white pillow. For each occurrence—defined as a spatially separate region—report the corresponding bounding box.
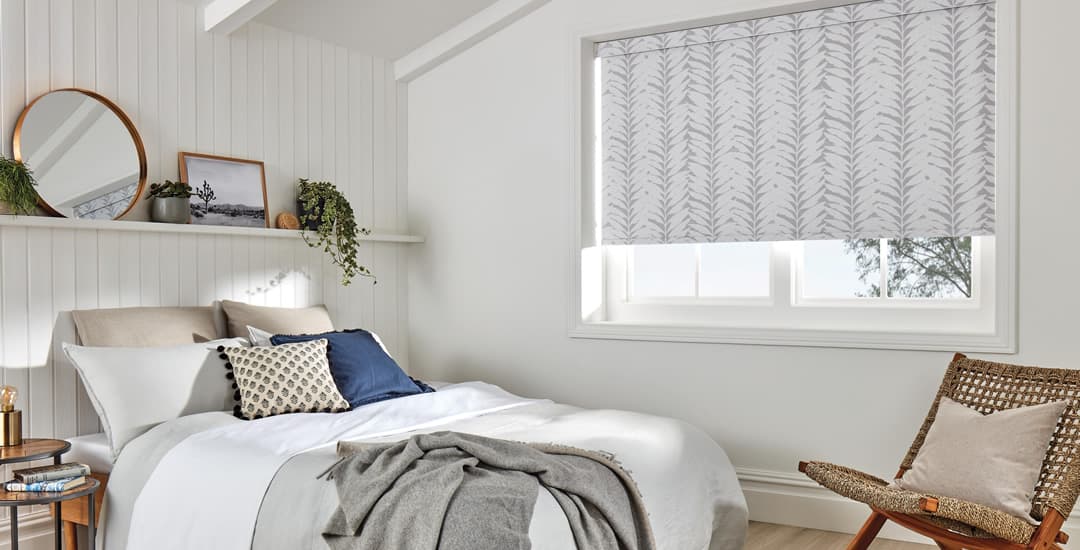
[246,325,393,356]
[63,337,249,459]
[896,397,1067,522]
[247,325,274,347]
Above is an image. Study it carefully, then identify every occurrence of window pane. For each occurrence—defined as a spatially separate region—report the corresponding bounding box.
[699,242,770,297]
[631,244,695,298]
[886,237,972,299]
[802,240,881,298]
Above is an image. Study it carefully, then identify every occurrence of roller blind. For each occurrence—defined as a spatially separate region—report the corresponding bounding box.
[599,0,996,245]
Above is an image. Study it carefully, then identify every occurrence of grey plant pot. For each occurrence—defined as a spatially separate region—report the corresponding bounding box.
[151,197,191,224]
[297,199,324,230]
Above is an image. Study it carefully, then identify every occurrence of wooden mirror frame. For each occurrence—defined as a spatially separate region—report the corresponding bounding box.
[12,88,148,219]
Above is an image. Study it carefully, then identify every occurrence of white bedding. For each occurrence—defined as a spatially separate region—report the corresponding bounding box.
[105,382,747,550]
[66,433,113,474]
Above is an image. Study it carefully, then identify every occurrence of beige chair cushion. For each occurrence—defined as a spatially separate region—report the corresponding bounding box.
[219,300,334,339]
[896,397,1067,522]
[72,307,219,347]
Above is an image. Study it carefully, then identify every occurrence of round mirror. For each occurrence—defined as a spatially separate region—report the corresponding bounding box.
[14,89,146,219]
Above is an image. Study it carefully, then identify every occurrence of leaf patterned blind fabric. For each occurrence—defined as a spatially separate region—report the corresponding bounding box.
[599,0,996,245]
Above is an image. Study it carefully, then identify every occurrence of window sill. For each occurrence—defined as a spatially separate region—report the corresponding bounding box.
[568,321,1015,353]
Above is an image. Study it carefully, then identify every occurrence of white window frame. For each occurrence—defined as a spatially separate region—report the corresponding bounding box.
[567,0,1018,352]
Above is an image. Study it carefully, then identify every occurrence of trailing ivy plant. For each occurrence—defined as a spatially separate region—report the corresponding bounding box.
[297,178,374,286]
[0,156,37,215]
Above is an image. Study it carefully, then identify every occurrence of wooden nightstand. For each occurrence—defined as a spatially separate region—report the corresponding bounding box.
[50,473,107,550]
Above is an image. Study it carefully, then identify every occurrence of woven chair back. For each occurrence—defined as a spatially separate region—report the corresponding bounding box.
[901,356,1080,520]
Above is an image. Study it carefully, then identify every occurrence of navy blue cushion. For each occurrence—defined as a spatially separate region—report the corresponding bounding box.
[270,329,434,408]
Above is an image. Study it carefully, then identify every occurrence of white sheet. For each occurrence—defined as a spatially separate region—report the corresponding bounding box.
[66,433,113,474]
[116,382,747,550]
[124,382,540,549]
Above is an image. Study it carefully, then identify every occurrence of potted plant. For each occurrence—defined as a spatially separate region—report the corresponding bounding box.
[148,180,193,224]
[297,178,374,285]
[0,156,37,215]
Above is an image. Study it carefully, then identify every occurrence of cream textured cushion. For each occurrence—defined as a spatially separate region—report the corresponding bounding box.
[72,307,219,346]
[896,397,1067,522]
[63,338,249,459]
[223,339,350,419]
[220,300,334,339]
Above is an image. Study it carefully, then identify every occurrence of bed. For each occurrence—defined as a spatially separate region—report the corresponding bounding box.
[61,305,748,550]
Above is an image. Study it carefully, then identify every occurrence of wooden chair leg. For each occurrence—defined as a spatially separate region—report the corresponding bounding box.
[847,511,888,550]
[934,542,962,550]
[63,520,77,550]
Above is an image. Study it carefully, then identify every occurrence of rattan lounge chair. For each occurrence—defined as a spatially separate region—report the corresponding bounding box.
[798,353,1080,550]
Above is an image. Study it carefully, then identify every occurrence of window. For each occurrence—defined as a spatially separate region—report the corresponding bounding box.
[630,243,771,299]
[630,237,974,302]
[572,0,1017,351]
[596,236,998,347]
[798,237,974,301]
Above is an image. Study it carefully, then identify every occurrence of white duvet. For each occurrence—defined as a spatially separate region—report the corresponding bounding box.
[106,382,747,550]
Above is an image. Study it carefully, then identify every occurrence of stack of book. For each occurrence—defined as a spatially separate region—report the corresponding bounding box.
[4,463,90,492]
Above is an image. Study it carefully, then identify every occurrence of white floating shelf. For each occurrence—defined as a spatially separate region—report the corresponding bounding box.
[0,214,425,243]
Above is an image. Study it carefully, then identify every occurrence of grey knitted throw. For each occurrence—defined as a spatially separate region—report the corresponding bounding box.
[322,431,656,550]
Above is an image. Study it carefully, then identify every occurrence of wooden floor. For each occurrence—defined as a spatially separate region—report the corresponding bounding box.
[745,522,933,549]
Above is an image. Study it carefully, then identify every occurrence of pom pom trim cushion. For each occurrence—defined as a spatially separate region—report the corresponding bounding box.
[223,339,350,419]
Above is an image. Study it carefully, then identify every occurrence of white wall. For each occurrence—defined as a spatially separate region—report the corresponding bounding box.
[0,0,407,545]
[0,0,410,427]
[406,0,1080,539]
[1,0,406,226]
[256,0,500,61]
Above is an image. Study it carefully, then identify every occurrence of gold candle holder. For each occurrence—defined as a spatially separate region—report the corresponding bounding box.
[0,386,22,447]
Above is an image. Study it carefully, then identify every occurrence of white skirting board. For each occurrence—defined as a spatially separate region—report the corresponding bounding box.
[0,510,56,550]
[738,467,1080,545]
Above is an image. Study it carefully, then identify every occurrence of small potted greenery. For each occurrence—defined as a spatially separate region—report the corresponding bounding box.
[297,178,374,285]
[148,180,193,224]
[0,156,37,215]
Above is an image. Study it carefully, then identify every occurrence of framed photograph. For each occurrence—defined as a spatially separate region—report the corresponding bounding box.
[178,152,269,228]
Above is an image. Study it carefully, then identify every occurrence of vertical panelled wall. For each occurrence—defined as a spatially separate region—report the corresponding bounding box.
[0,0,407,452]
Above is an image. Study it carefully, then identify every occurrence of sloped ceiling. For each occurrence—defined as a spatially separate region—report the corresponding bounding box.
[255,0,501,60]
